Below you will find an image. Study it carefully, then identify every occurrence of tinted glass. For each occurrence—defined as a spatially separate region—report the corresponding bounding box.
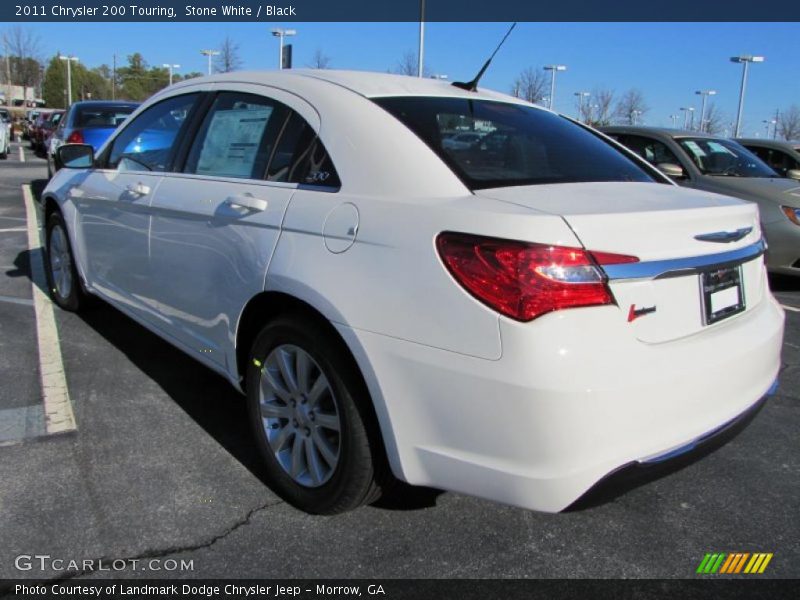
[266,112,341,187]
[185,92,287,180]
[108,94,198,172]
[677,138,777,178]
[374,97,654,190]
[75,104,136,128]
[618,134,682,167]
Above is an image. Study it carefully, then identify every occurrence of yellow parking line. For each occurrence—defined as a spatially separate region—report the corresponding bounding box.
[22,184,76,435]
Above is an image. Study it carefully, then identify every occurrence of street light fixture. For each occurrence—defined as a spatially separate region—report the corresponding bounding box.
[542,65,567,111]
[695,90,717,132]
[271,28,297,70]
[680,107,695,129]
[574,91,590,121]
[631,109,643,126]
[730,55,765,138]
[200,49,219,76]
[763,119,777,138]
[669,114,680,128]
[162,63,180,86]
[58,55,79,106]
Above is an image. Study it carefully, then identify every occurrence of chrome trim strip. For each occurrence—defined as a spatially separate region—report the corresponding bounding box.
[694,227,753,243]
[602,239,765,281]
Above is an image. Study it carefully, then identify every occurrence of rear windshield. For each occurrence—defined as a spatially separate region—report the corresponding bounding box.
[374,97,654,190]
[75,105,136,128]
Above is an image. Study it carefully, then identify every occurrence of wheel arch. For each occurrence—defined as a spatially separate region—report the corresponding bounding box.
[234,290,404,482]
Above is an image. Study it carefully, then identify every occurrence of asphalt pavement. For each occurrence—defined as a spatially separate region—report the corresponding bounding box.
[0,143,798,580]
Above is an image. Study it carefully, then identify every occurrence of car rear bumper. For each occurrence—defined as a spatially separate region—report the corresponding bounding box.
[338,291,784,512]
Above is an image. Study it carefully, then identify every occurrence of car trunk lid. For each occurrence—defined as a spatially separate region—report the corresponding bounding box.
[475,182,766,343]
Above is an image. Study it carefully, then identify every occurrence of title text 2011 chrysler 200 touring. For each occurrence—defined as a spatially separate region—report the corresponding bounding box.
[42,71,784,514]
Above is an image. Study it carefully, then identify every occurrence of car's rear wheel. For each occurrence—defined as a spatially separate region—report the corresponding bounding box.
[44,211,87,311]
[246,314,384,514]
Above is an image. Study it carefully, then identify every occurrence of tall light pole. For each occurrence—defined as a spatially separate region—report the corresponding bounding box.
[731,55,764,138]
[418,0,425,77]
[574,91,590,121]
[695,90,717,132]
[631,109,643,126]
[163,63,180,86]
[59,55,79,106]
[763,119,776,138]
[200,49,219,76]
[669,114,680,127]
[680,107,694,129]
[272,28,296,70]
[543,65,567,111]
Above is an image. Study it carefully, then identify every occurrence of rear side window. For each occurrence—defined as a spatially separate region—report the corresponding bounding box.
[184,92,288,180]
[374,97,654,190]
[268,112,341,188]
[108,94,199,172]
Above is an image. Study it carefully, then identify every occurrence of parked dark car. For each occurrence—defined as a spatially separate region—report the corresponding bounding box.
[47,101,139,177]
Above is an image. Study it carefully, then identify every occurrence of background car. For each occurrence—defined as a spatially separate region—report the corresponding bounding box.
[736,138,800,180]
[601,126,800,276]
[29,110,58,152]
[441,131,484,150]
[47,100,139,177]
[42,71,783,515]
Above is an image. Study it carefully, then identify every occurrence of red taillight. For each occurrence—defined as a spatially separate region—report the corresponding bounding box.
[436,232,639,322]
[66,130,84,144]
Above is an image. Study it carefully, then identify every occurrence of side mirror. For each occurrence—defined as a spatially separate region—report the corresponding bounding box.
[786,169,800,181]
[57,144,94,169]
[656,162,686,179]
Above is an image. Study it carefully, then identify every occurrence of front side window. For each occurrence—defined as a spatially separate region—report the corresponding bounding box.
[618,134,682,167]
[374,97,654,190]
[107,94,199,172]
[677,138,777,178]
[184,92,288,180]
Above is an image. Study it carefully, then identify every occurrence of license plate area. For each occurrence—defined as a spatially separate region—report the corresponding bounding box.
[700,265,745,325]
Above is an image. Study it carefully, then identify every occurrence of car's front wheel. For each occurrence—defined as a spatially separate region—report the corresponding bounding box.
[246,314,384,514]
[44,211,87,311]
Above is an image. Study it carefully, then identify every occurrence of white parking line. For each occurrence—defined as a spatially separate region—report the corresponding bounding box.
[0,227,27,232]
[22,184,77,435]
[0,294,34,307]
[782,304,800,313]
[18,145,24,162]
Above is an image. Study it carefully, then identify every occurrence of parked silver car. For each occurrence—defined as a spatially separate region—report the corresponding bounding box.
[736,138,800,181]
[601,126,800,276]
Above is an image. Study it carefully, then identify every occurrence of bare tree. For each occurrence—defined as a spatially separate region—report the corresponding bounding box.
[214,37,242,73]
[511,67,548,105]
[614,88,649,125]
[308,48,331,69]
[3,26,42,104]
[703,103,726,135]
[393,51,429,77]
[586,87,615,126]
[778,105,800,141]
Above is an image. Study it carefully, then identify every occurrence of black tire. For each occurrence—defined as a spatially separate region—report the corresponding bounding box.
[44,211,87,312]
[246,313,385,514]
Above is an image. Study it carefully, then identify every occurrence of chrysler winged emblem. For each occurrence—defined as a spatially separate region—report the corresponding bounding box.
[694,227,752,243]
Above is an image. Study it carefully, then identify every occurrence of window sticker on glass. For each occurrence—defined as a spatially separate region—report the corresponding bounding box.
[196,107,272,178]
[683,140,706,157]
[707,141,736,156]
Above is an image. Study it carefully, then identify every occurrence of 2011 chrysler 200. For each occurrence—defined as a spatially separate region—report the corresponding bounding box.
[42,71,784,514]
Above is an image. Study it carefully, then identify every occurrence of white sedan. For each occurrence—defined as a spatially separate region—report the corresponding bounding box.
[43,70,784,514]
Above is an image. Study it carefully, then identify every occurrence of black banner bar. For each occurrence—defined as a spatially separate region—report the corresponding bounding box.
[1,579,798,600]
[2,0,800,22]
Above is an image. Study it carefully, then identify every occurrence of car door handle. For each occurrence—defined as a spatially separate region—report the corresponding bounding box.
[224,193,268,212]
[125,182,151,196]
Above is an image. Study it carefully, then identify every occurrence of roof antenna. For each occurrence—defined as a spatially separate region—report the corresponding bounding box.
[452,23,517,92]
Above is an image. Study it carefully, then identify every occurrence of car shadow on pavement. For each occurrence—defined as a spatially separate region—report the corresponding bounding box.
[769,273,800,292]
[75,301,444,512]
